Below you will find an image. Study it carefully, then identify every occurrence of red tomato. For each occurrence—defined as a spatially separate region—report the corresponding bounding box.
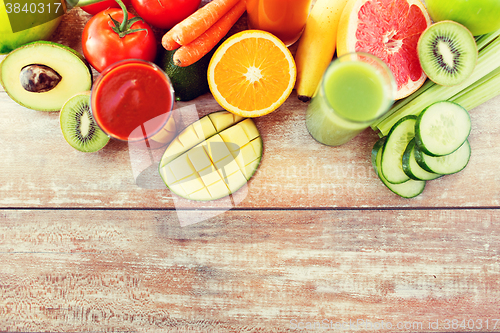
[81,8,157,73]
[131,0,201,30]
[80,0,131,15]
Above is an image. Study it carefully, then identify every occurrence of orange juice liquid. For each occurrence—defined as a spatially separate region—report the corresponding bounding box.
[246,0,312,46]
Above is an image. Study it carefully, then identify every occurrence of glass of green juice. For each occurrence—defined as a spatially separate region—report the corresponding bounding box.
[305,52,396,146]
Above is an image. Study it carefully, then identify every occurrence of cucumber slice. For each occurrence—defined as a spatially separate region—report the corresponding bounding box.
[372,137,426,198]
[414,140,471,175]
[381,115,417,184]
[402,139,442,181]
[415,101,471,156]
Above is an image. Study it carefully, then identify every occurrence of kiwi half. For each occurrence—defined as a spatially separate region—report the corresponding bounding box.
[60,92,110,153]
[418,20,477,86]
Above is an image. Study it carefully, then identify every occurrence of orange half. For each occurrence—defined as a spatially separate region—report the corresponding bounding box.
[208,30,296,118]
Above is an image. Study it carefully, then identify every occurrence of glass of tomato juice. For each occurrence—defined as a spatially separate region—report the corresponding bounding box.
[90,59,175,148]
[246,0,312,46]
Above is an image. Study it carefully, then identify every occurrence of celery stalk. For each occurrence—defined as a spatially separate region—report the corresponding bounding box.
[370,79,434,131]
[374,32,500,136]
[450,66,500,101]
[450,67,500,110]
[476,29,500,50]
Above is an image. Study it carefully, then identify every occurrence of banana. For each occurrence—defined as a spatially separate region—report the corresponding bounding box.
[294,0,350,102]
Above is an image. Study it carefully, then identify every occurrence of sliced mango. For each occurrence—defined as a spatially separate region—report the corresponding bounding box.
[250,137,263,156]
[159,111,263,201]
[215,155,241,178]
[243,159,261,180]
[159,164,176,184]
[189,187,212,201]
[167,153,196,181]
[192,116,217,139]
[232,139,260,169]
[238,119,261,141]
[168,182,187,198]
[160,116,218,166]
[207,180,231,198]
[202,134,231,163]
[161,138,185,165]
[208,112,244,132]
[198,164,223,186]
[149,115,177,146]
[177,125,200,149]
[179,174,205,195]
[187,146,212,171]
[219,125,251,149]
[223,170,247,193]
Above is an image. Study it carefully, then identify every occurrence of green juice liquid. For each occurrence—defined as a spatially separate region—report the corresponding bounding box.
[306,60,391,146]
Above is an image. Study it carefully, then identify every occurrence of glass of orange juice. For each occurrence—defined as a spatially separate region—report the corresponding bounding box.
[246,0,312,46]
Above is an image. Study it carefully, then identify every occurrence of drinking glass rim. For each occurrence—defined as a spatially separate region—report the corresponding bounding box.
[320,52,397,125]
[90,58,175,143]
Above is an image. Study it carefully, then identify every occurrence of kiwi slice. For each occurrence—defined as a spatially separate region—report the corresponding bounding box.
[59,92,110,153]
[418,20,478,86]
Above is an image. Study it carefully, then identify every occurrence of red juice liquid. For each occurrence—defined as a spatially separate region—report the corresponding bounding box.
[91,60,174,142]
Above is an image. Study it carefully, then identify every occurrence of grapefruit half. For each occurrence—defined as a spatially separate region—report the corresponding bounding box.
[337,0,431,99]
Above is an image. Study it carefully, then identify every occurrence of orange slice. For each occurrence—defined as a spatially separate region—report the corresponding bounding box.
[208,30,296,118]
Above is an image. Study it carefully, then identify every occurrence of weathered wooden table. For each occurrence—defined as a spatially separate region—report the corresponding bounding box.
[1,6,500,332]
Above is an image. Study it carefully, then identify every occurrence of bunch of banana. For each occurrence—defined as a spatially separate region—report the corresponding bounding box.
[294,0,350,102]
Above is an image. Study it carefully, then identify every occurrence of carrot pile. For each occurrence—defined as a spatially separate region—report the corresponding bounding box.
[162,0,246,67]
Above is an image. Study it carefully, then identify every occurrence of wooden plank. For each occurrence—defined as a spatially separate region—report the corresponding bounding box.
[2,4,499,333]
[2,9,500,209]
[1,88,500,209]
[0,209,499,331]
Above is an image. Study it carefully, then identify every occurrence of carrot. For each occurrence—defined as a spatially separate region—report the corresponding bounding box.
[173,0,246,67]
[162,30,181,51]
[174,0,241,46]
[161,0,241,51]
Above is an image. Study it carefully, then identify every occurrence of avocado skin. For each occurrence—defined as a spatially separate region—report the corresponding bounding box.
[155,48,211,102]
[155,37,227,102]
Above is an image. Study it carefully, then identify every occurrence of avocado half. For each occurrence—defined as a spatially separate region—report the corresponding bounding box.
[0,41,92,111]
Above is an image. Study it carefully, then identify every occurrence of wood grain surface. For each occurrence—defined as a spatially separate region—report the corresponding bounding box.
[1,209,500,332]
[1,4,500,332]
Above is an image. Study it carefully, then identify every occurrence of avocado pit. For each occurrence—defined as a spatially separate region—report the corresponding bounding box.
[20,64,62,93]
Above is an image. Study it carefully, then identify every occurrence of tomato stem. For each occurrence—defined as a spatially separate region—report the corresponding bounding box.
[115,0,128,31]
[109,0,148,38]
